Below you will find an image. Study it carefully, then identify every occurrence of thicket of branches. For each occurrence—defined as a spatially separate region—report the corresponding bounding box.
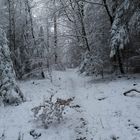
[0,0,140,104]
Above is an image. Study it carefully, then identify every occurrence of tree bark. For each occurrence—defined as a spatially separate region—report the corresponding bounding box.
[76,1,90,52]
[116,47,125,74]
[53,0,58,64]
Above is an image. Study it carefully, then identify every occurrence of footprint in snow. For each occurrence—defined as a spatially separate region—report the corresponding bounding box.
[30,130,41,139]
[128,120,140,131]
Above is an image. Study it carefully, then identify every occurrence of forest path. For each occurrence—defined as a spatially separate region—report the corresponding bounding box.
[0,69,140,140]
[51,70,140,140]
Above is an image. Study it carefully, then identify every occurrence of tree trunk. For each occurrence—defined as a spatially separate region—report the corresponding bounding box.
[76,1,90,52]
[116,47,125,74]
[53,0,58,64]
[102,0,114,25]
[7,0,18,77]
[26,0,36,45]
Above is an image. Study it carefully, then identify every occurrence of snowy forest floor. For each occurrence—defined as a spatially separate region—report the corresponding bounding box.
[0,69,140,140]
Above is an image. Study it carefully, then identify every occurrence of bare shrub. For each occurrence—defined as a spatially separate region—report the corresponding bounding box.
[31,95,74,129]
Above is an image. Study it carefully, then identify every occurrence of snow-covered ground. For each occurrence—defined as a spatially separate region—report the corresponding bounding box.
[0,69,140,140]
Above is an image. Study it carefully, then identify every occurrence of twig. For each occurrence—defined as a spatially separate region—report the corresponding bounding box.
[123,89,140,96]
[100,118,104,129]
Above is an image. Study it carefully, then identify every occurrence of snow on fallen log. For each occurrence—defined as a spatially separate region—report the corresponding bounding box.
[123,89,140,97]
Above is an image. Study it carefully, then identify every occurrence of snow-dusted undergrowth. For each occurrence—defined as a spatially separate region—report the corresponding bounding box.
[0,69,140,140]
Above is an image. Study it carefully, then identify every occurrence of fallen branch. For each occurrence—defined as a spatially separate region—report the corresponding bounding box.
[123,89,140,96]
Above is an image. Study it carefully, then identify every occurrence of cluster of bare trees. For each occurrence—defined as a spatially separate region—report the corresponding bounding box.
[0,0,140,104]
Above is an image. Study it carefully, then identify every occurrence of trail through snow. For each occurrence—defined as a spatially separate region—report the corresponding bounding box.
[0,69,140,140]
